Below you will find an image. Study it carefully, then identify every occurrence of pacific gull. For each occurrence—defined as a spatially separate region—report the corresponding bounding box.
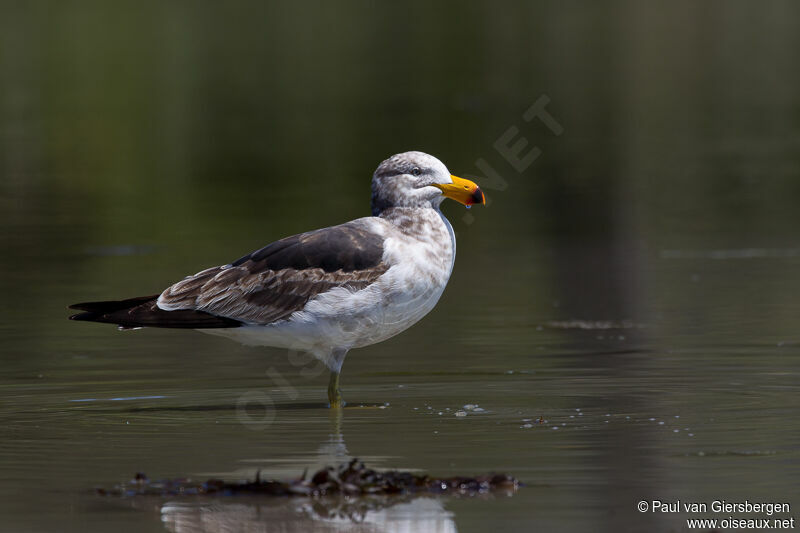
[69,151,485,407]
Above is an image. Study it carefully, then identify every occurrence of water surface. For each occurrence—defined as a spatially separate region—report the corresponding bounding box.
[2,2,799,531]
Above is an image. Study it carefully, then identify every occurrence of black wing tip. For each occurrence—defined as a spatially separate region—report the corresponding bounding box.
[69,302,98,312]
[68,295,161,313]
[67,295,243,329]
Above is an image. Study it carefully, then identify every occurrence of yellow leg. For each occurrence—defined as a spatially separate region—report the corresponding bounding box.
[328,370,344,408]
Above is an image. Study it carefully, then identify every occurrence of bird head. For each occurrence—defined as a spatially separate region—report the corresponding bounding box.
[371,151,485,216]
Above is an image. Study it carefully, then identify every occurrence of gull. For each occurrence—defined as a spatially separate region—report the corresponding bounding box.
[69,151,485,407]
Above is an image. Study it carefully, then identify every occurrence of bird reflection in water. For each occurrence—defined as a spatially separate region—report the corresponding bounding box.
[161,497,457,533]
[159,414,459,533]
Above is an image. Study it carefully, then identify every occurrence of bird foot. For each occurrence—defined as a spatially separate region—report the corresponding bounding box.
[328,396,345,409]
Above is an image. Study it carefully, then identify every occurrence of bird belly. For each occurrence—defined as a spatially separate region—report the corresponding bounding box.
[199,267,448,352]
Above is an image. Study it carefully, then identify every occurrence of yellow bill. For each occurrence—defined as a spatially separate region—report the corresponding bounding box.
[432,175,486,206]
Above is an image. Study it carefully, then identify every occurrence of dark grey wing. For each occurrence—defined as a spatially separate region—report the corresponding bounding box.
[157,220,389,325]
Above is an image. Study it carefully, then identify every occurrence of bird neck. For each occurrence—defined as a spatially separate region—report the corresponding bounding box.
[378,206,446,239]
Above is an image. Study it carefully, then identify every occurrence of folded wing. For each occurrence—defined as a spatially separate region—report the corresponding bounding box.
[157,220,389,325]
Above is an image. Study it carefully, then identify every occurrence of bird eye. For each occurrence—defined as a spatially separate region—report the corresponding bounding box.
[411,167,421,176]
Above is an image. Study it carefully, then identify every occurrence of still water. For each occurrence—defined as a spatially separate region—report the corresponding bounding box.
[2,1,800,532]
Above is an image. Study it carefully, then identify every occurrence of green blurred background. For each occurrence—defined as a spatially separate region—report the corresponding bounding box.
[3,1,800,317]
[2,1,799,532]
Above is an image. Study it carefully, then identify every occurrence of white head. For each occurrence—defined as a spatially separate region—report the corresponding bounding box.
[371,151,485,216]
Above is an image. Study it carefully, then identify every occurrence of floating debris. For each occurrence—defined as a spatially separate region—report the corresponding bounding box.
[659,248,800,260]
[542,319,644,330]
[96,459,520,498]
[690,450,777,458]
[70,395,167,403]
